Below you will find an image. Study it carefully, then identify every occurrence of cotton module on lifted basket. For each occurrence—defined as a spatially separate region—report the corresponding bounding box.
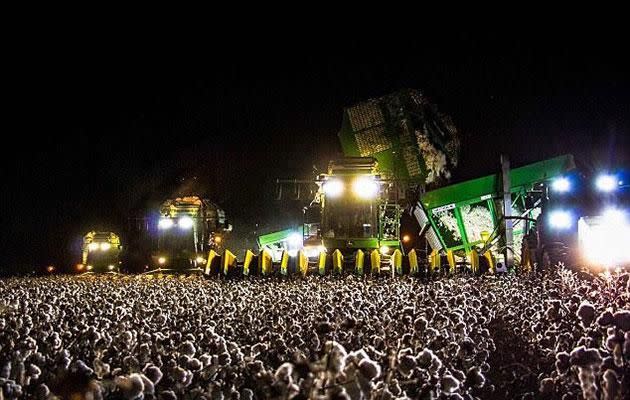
[525,171,629,270]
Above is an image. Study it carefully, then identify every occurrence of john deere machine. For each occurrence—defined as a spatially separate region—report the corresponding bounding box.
[81,231,122,273]
[309,158,402,256]
[257,89,630,274]
[261,89,460,272]
[525,169,630,270]
[415,155,576,272]
[152,195,231,273]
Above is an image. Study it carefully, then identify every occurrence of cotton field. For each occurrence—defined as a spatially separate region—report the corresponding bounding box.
[0,269,628,399]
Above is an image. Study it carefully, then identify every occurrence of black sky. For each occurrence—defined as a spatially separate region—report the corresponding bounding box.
[2,31,629,273]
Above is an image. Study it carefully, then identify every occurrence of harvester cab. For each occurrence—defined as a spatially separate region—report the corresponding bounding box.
[81,231,122,273]
[313,157,402,261]
[259,157,402,273]
[153,195,231,273]
[530,169,630,269]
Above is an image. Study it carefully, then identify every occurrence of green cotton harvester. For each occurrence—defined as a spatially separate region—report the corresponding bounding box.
[416,154,576,273]
[261,89,462,274]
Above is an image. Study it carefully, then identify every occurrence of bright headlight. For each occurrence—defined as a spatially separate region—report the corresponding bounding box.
[551,177,571,193]
[88,243,100,251]
[580,211,630,266]
[323,179,344,197]
[379,245,390,255]
[288,232,302,247]
[596,174,618,192]
[158,257,166,265]
[178,216,194,230]
[100,242,111,251]
[108,265,115,270]
[549,210,573,230]
[158,218,174,230]
[196,256,205,264]
[352,176,379,199]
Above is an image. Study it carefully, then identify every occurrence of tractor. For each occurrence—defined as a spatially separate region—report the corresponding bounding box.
[152,195,231,273]
[81,231,122,273]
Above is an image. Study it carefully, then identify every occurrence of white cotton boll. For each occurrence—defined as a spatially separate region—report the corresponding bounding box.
[34,383,50,400]
[569,346,603,368]
[159,390,178,400]
[171,366,187,384]
[358,358,381,380]
[539,377,555,395]
[94,359,111,379]
[1,362,10,379]
[179,341,196,357]
[577,301,596,327]
[251,342,268,356]
[27,364,41,380]
[140,374,155,395]
[597,310,614,326]
[612,310,630,331]
[59,355,71,370]
[138,343,151,357]
[240,388,254,400]
[74,359,94,376]
[188,358,203,371]
[441,373,460,394]
[120,331,133,347]
[397,354,416,377]
[325,341,348,375]
[274,362,293,381]
[348,349,369,363]
[601,369,619,400]
[115,373,145,400]
[466,366,485,389]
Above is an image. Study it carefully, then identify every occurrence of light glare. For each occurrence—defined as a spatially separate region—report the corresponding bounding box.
[352,176,379,199]
[178,216,194,230]
[549,210,573,230]
[158,218,174,230]
[596,174,617,192]
[323,179,344,197]
[288,233,302,247]
[551,177,571,192]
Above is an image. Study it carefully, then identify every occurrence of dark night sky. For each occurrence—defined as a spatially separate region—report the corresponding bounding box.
[2,31,629,273]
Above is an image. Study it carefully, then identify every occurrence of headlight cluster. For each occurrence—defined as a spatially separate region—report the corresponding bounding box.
[159,216,195,230]
[88,242,112,252]
[323,177,379,199]
[595,174,620,192]
[551,173,622,194]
